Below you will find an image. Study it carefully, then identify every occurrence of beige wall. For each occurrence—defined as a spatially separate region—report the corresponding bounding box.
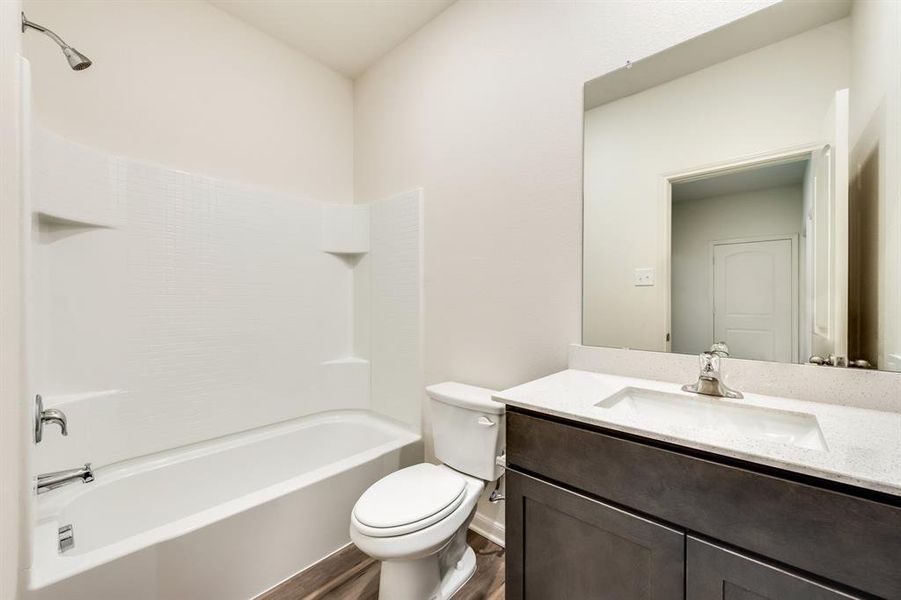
[583,19,850,352]
[353,0,784,536]
[22,0,354,202]
[671,185,804,356]
[0,1,26,597]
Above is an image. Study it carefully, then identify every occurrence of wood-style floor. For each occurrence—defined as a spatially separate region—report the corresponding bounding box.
[259,530,505,600]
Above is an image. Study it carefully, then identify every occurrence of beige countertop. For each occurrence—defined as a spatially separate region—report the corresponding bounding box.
[495,369,901,497]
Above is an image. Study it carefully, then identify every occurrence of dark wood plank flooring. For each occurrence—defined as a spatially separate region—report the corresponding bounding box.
[259,530,504,600]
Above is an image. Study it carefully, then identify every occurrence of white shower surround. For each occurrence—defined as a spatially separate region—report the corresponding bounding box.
[28,127,425,595]
[29,411,419,599]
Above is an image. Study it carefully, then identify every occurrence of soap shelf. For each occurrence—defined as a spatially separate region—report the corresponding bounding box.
[322,204,369,255]
[35,210,116,230]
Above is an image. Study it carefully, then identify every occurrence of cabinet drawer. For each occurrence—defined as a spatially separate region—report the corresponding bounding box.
[507,410,901,599]
[687,537,863,599]
[506,469,684,600]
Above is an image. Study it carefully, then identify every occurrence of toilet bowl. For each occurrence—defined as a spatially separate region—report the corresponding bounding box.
[349,382,505,600]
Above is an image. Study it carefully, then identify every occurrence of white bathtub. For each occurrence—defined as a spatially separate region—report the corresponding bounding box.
[28,410,420,600]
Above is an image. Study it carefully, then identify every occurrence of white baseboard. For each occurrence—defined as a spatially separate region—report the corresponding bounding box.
[469,511,505,548]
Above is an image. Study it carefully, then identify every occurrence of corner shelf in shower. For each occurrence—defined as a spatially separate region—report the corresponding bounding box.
[322,204,369,256]
[35,210,118,231]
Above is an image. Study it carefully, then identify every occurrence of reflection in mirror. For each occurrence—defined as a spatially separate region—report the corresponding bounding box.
[582,0,900,372]
[671,157,808,363]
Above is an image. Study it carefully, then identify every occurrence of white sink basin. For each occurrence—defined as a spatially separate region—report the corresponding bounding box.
[596,387,828,451]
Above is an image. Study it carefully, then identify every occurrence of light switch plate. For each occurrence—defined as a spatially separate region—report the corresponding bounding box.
[634,268,655,286]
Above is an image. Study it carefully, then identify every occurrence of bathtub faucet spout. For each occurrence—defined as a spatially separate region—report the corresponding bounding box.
[37,463,94,495]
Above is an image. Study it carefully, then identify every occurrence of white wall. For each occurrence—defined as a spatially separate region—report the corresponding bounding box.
[0,2,27,596]
[583,19,850,352]
[353,0,785,541]
[849,0,901,370]
[671,185,804,355]
[22,0,353,202]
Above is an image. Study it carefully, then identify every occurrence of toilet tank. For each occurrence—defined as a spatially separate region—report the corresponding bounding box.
[426,382,505,481]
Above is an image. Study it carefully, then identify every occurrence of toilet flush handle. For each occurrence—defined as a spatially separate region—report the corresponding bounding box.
[477,416,495,427]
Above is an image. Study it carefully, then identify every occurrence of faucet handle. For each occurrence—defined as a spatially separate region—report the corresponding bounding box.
[709,341,730,357]
[35,395,68,444]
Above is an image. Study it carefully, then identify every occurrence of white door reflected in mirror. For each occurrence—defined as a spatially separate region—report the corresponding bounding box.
[712,238,795,363]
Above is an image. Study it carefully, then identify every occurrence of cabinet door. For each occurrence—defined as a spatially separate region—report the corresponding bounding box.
[687,537,864,600]
[506,470,684,600]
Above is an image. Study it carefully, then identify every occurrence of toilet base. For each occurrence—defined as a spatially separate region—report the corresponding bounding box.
[377,545,476,600]
[442,545,476,598]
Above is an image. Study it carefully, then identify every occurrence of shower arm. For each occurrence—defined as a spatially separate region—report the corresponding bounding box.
[21,13,69,50]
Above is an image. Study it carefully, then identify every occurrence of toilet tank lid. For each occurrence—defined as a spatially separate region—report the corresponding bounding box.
[426,382,505,415]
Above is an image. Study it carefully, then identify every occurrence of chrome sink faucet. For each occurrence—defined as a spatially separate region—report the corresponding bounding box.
[682,342,743,399]
[37,463,94,495]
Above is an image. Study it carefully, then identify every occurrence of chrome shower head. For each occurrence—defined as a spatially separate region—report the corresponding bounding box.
[62,46,92,71]
[21,12,92,71]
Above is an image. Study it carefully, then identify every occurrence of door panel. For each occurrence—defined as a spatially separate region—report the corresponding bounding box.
[810,144,835,356]
[506,469,684,600]
[809,89,849,361]
[687,537,862,600]
[713,238,795,362]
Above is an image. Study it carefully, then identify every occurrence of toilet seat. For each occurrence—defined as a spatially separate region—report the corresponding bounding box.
[353,464,467,538]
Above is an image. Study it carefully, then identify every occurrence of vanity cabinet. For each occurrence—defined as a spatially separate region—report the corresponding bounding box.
[505,408,901,599]
[505,470,683,599]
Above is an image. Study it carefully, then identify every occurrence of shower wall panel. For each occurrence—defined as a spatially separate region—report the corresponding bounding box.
[369,191,423,430]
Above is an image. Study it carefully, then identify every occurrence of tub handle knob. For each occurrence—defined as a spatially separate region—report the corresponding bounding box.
[35,394,68,444]
[477,416,495,427]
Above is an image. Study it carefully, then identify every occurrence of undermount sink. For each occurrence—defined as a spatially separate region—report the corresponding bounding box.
[595,387,828,451]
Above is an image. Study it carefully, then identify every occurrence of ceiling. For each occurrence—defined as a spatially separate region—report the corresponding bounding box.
[209,0,455,78]
[672,158,810,203]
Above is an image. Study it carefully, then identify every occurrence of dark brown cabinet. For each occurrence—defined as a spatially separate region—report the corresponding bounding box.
[687,537,862,600]
[505,408,901,600]
[506,470,684,599]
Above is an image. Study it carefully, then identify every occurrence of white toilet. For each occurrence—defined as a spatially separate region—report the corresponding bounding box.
[350,382,505,600]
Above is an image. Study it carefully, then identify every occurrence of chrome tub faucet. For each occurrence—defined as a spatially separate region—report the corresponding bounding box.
[37,463,94,495]
[682,343,743,399]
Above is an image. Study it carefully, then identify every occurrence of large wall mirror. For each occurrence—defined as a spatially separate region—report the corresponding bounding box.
[582,0,901,372]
